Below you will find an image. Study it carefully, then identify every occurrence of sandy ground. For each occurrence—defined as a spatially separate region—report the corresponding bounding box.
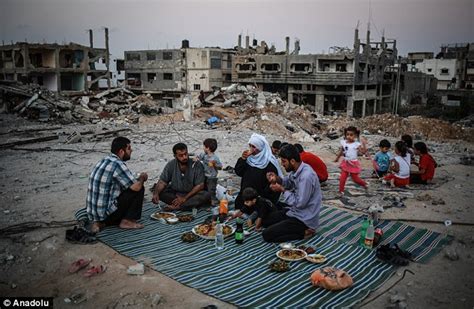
[0,113,473,309]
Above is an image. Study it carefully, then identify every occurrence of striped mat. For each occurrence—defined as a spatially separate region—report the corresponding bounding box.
[75,204,449,308]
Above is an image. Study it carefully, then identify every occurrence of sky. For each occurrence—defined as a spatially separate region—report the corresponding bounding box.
[0,0,473,63]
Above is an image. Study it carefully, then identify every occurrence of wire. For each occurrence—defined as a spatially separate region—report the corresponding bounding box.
[357,269,415,308]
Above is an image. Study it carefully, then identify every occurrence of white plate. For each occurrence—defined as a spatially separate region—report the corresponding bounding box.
[192,224,236,240]
[276,249,308,262]
[305,254,327,264]
[150,212,177,222]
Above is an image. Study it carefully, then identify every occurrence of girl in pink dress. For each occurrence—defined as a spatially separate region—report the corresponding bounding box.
[334,126,368,195]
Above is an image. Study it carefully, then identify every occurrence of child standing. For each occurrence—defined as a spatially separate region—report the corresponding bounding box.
[401,134,415,164]
[196,138,223,205]
[384,141,410,187]
[410,142,436,184]
[334,126,368,195]
[373,139,392,177]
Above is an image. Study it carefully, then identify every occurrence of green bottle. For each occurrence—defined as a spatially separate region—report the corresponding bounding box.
[235,218,244,244]
[360,216,369,246]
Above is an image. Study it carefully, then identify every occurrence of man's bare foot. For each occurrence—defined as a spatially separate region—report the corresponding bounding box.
[91,222,105,233]
[119,219,144,230]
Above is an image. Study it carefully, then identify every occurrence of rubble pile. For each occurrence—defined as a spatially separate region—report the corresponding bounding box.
[0,82,168,124]
[1,82,472,143]
[354,114,473,142]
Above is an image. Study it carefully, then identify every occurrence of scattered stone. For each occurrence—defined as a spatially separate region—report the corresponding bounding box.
[4,210,10,214]
[11,283,17,289]
[64,298,72,303]
[390,294,406,304]
[6,255,14,261]
[14,196,21,201]
[151,294,162,306]
[444,247,459,261]
[431,197,445,205]
[127,263,145,275]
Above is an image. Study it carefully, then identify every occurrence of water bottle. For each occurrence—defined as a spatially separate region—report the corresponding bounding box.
[215,219,224,250]
[360,216,369,246]
[364,220,374,249]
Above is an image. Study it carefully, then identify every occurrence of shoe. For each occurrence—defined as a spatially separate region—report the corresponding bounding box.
[376,243,411,266]
[66,226,98,245]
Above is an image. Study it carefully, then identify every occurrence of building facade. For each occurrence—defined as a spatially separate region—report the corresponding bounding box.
[231,29,397,117]
[0,42,109,93]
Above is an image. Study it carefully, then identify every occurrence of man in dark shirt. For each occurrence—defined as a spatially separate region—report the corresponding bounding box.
[152,143,211,210]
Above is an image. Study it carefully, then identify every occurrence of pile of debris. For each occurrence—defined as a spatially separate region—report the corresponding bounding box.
[0,82,169,124]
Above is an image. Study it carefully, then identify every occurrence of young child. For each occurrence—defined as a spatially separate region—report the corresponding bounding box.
[373,139,392,177]
[401,134,415,164]
[384,141,410,187]
[334,126,368,195]
[232,187,276,231]
[196,138,222,205]
[410,142,436,184]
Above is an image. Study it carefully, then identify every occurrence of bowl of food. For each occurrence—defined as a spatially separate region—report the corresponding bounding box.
[166,217,179,224]
[306,254,327,264]
[276,249,307,262]
[192,223,235,240]
[181,232,199,243]
[298,245,316,254]
[269,260,290,272]
[177,214,194,222]
[280,243,294,250]
[150,212,177,221]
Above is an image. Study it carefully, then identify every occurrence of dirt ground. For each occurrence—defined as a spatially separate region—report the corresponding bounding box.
[1,113,473,309]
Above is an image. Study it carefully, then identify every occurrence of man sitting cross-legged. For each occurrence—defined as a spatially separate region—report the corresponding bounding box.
[152,143,211,210]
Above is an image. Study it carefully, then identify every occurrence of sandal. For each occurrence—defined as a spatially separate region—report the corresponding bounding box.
[84,265,107,277]
[68,258,92,273]
[66,226,98,245]
[376,244,410,266]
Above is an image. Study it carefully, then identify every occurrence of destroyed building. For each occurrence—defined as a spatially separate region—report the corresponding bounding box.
[231,28,398,117]
[0,30,111,93]
[123,40,234,107]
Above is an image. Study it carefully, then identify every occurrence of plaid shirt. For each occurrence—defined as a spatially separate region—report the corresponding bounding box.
[86,154,136,221]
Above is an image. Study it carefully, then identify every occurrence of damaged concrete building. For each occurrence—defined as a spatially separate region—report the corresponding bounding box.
[123,40,234,106]
[0,30,111,93]
[232,28,397,117]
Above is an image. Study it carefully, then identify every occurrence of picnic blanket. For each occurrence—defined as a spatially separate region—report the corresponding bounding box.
[75,204,450,308]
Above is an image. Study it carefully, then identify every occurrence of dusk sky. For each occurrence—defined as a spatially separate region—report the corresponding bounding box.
[1,0,473,62]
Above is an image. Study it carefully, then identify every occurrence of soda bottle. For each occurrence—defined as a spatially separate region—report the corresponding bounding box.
[360,216,369,246]
[215,218,224,250]
[219,196,228,223]
[373,228,383,246]
[364,219,374,249]
[235,218,244,244]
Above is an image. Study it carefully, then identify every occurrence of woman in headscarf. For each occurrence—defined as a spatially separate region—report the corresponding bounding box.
[234,133,283,211]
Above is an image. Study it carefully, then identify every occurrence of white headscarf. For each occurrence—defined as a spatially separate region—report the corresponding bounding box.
[247,133,283,176]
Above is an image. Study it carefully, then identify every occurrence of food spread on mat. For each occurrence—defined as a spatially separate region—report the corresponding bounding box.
[298,245,316,254]
[306,254,327,263]
[181,232,199,242]
[194,223,233,237]
[269,260,290,272]
[277,249,307,261]
[153,212,176,219]
[177,214,194,222]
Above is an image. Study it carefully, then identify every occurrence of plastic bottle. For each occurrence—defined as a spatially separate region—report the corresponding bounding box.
[364,220,374,249]
[235,218,244,244]
[360,216,369,246]
[219,195,228,223]
[215,219,224,250]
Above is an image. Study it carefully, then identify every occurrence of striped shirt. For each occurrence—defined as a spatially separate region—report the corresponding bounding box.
[86,154,136,221]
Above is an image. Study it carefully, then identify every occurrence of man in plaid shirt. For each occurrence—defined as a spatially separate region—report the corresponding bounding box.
[87,137,148,233]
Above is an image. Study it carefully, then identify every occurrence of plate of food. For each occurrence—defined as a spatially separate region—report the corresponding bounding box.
[177,214,194,222]
[192,223,235,240]
[150,212,177,221]
[305,254,327,264]
[276,249,308,262]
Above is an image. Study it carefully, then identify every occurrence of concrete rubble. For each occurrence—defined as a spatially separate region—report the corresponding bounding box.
[2,82,473,144]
